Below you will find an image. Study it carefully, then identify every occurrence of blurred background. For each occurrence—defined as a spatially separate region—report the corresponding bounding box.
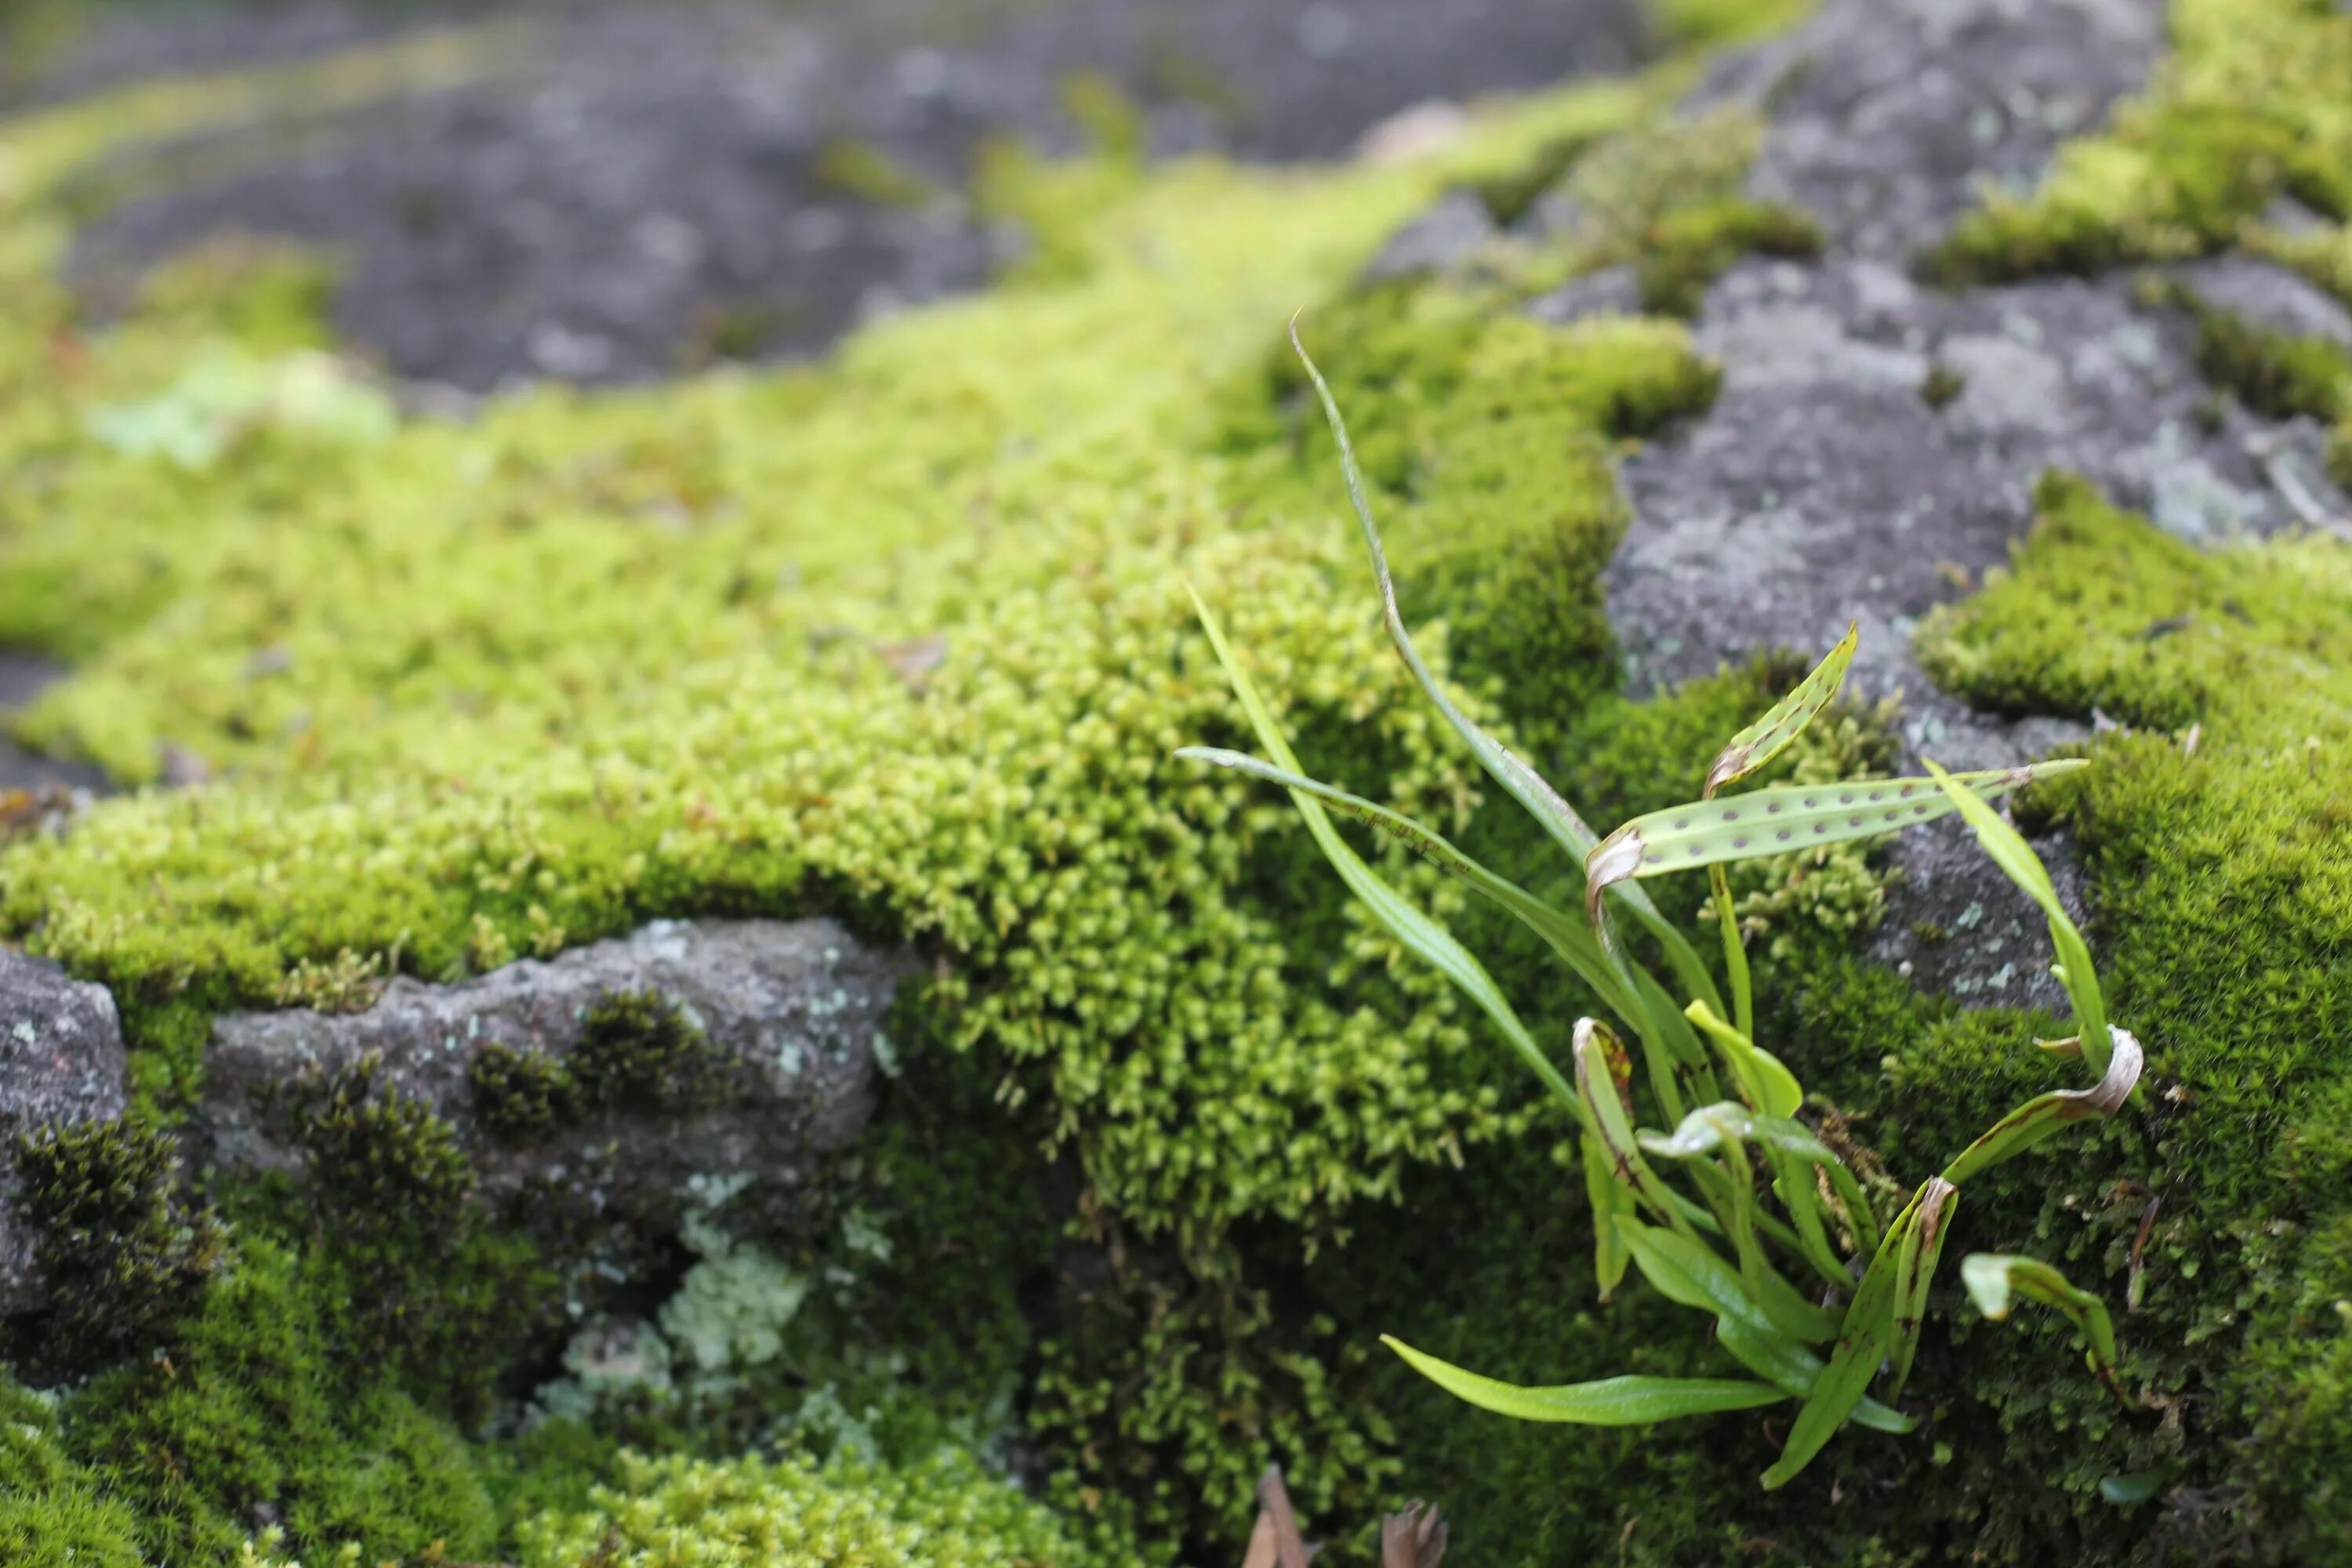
[2,0,1654,390]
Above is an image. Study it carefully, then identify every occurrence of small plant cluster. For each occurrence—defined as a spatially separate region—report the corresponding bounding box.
[1181,328,2146,1489]
[466,989,734,1143]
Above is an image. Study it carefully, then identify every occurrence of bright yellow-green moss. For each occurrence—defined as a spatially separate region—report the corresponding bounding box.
[0,21,1771,1556]
[1927,0,2352,285]
[516,1448,1136,1568]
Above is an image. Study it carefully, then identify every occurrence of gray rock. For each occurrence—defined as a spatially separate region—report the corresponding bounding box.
[1601,0,2216,1007]
[1363,188,1498,282]
[0,946,130,1314]
[1526,263,1642,324]
[200,917,915,1240]
[2172,254,2352,350]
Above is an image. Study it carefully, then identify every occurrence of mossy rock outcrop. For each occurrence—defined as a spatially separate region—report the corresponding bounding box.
[2,0,2351,1563]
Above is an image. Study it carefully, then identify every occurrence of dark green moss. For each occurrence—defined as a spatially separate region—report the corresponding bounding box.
[1636,198,1824,318]
[1469,131,1603,226]
[63,1237,499,1566]
[1921,361,1968,411]
[2154,280,2352,423]
[465,1041,582,1143]
[7,1117,224,1374]
[276,1057,557,1421]
[569,989,732,1112]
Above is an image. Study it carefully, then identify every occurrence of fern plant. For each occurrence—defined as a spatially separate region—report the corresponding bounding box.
[1178,326,2143,1488]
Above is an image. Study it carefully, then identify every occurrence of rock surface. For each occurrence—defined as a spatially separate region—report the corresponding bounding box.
[1537,0,2352,1009]
[200,917,915,1240]
[0,946,129,1314]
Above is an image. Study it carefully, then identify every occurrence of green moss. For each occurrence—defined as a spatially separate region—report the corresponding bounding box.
[1926,0,2352,285]
[1921,361,1967,410]
[0,18,1801,1560]
[1906,473,2352,1560]
[2148,277,2352,423]
[7,1116,225,1374]
[0,1374,146,1568]
[515,1446,1139,1568]
[810,137,941,209]
[466,1041,582,1142]
[274,1057,559,1421]
[63,1237,499,1566]
[569,989,732,1112]
[1635,196,1823,317]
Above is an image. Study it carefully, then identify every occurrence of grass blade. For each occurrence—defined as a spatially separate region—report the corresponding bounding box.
[1619,1220,1914,1433]
[1922,758,2108,1074]
[1382,1336,1786,1425]
[1961,1254,2127,1401]
[1698,622,1856,1039]
[1884,1177,1958,1404]
[1682,1001,1803,1119]
[1707,622,1861,796]
[1289,322,1726,1018]
[1186,586,1575,1112]
[1176,746,1632,1015]
[1587,762,2090,922]
[1584,1132,1635,1299]
[1573,1018,1694,1232]
[1639,1102,1833,1163]
[1760,1179,1940,1490]
[1938,1026,2142,1185]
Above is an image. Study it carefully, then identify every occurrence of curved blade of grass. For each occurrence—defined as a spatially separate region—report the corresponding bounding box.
[1961,1253,2126,1400]
[1289,322,1725,1018]
[1922,758,2108,1074]
[1694,622,1871,1040]
[1574,1018,1696,1236]
[1618,1220,1914,1434]
[1584,1133,1635,1299]
[1761,1178,1939,1490]
[1186,586,1574,1112]
[1587,762,2090,924]
[1176,746,1632,1017]
[1383,1336,1785,1425]
[1707,622,1861,796]
[1763,1141,1858,1292]
[1939,1026,2142,1186]
[1682,1001,1803,1118]
[1884,1177,1958,1404]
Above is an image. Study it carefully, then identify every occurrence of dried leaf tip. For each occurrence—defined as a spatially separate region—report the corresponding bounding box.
[1584,827,1645,927]
[1382,1501,1449,1568]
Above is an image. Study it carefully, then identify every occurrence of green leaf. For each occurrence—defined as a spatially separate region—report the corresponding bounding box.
[1618,1220,1914,1434]
[1938,1026,2143,1185]
[1382,1335,1785,1425]
[1174,746,1631,1017]
[1921,758,2109,1074]
[1573,1018,1690,1232]
[1586,762,2089,924]
[1682,1002,1804,1118]
[1706,622,1860,796]
[1884,1178,1959,1404]
[1961,1253,2126,1399]
[1185,586,1575,1112]
[1762,1179,1940,1489]
[1584,1134,1635,1299]
[1289,323,1725,1019]
[1639,1102,1832,1162]
[2100,1470,2165,1505]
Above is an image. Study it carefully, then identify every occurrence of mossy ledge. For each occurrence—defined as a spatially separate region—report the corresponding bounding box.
[4,0,2352,1563]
